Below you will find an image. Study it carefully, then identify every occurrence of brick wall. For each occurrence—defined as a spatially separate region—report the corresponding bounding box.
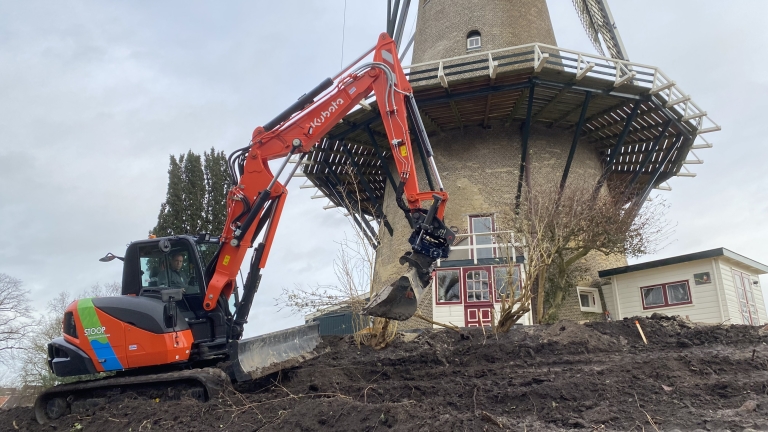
[412,0,557,64]
[372,120,619,328]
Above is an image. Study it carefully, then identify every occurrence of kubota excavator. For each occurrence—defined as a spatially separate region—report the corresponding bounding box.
[35,33,454,424]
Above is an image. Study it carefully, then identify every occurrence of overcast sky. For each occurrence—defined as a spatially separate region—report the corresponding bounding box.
[1,0,766,339]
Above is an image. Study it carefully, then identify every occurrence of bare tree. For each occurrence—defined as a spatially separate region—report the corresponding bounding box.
[278,233,372,315]
[17,292,74,389]
[492,232,533,332]
[0,274,32,358]
[495,181,671,326]
[81,281,122,298]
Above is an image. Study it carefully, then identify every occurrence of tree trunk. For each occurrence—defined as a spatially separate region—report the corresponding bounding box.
[536,265,547,324]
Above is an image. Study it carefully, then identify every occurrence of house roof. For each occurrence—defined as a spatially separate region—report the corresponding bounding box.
[598,248,768,278]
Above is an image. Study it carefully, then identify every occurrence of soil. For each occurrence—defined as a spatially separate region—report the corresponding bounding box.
[3,315,768,431]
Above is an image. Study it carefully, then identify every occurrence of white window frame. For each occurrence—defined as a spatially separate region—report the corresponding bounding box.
[468,214,496,260]
[577,287,603,313]
[467,36,481,50]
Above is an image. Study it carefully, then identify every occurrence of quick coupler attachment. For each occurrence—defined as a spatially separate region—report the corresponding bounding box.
[362,213,455,321]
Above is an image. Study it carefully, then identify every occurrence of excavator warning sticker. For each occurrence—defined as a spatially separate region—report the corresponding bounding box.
[399,146,408,157]
[223,255,231,265]
[77,298,123,372]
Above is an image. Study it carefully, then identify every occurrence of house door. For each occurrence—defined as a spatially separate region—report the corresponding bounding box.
[733,270,760,325]
[463,267,494,326]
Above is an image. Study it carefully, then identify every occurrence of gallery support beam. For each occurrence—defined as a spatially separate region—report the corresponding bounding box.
[632,134,684,211]
[320,160,380,248]
[593,102,640,196]
[624,120,672,196]
[515,82,536,211]
[339,140,394,237]
[560,91,592,193]
[417,81,531,108]
[325,177,378,249]
[339,141,381,213]
[365,125,398,192]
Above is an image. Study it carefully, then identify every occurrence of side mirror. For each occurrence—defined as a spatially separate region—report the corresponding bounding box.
[99,253,125,262]
[162,289,183,329]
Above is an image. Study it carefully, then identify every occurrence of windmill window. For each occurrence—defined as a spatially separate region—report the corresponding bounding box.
[577,287,602,313]
[469,215,495,259]
[467,31,481,50]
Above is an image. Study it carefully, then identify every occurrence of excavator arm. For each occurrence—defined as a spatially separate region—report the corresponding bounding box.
[206,33,453,336]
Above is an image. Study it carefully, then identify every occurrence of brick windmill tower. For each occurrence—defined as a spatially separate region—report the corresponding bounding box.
[300,0,719,328]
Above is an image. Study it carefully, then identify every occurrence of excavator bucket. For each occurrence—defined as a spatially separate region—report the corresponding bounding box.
[227,322,322,382]
[362,266,426,321]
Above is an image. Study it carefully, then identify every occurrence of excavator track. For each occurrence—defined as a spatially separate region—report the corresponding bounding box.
[34,367,229,425]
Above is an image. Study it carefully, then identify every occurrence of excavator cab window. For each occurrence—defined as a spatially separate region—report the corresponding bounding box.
[138,240,204,295]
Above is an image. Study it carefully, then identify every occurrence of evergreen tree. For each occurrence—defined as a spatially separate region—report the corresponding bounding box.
[181,150,206,235]
[152,154,184,236]
[204,147,231,235]
[152,149,231,237]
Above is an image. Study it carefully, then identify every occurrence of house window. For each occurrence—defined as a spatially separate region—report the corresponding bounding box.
[469,215,495,259]
[467,31,481,50]
[577,287,602,313]
[640,280,692,310]
[494,266,521,300]
[435,269,461,303]
[733,270,760,325]
[466,269,490,302]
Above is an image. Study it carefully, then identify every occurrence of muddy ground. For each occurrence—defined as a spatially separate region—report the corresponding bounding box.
[3,315,768,431]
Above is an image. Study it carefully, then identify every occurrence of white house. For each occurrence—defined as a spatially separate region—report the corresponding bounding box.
[598,248,768,325]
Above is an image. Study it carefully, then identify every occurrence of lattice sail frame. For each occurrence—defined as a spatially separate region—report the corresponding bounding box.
[572,0,628,61]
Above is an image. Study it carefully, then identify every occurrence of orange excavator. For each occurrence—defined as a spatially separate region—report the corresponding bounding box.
[35,33,453,423]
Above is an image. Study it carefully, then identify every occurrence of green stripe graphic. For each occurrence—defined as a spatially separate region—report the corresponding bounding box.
[77,298,107,343]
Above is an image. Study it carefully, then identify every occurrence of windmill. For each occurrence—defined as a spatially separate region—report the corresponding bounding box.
[299,0,719,328]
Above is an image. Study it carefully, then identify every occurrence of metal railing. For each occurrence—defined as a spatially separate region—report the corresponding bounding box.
[403,42,720,135]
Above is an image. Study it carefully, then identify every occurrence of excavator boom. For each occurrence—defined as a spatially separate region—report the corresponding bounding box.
[38,32,452,425]
[208,32,453,330]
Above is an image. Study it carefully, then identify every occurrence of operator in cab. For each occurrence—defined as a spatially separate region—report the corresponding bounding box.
[159,252,187,287]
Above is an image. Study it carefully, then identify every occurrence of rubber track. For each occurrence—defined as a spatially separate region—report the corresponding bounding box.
[34,368,229,425]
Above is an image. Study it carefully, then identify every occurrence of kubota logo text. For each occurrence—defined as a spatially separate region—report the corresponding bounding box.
[309,98,345,128]
[84,326,107,336]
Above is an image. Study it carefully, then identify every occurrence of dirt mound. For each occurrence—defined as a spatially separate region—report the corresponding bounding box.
[4,317,768,431]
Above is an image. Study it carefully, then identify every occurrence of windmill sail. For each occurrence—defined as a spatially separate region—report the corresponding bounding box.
[572,0,629,61]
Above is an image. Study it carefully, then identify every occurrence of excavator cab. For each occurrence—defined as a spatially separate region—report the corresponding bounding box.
[124,236,210,296]
[122,235,233,359]
[47,235,233,378]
